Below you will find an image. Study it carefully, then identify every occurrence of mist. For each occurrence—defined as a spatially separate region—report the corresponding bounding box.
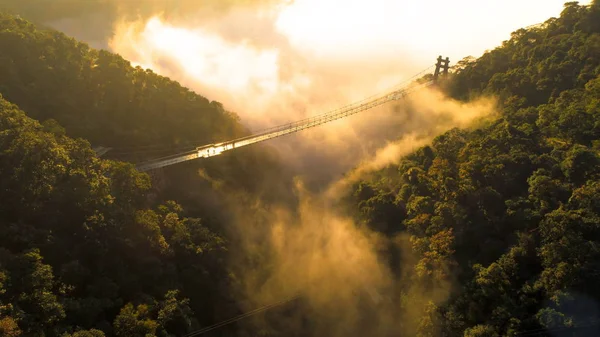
[107,4,431,187]
[8,0,499,335]
[185,64,495,335]
[104,2,499,335]
[5,0,568,185]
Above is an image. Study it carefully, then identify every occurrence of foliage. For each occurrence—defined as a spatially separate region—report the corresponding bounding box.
[350,1,600,335]
[0,94,232,335]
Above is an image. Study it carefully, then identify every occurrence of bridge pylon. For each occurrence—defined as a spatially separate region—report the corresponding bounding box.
[433,55,450,82]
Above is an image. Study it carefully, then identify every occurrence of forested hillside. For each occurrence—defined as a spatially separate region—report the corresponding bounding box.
[0,12,244,147]
[0,94,241,336]
[0,10,292,337]
[350,1,600,335]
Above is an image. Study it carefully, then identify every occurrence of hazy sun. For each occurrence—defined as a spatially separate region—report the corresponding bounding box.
[112,16,280,96]
[274,0,425,58]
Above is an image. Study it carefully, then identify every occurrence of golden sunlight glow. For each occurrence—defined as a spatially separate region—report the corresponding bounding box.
[109,0,592,129]
[114,17,280,94]
[275,0,593,60]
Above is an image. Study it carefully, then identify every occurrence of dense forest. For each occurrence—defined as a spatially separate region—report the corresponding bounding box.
[1,0,600,336]
[350,1,600,335]
[0,8,293,337]
[0,93,236,336]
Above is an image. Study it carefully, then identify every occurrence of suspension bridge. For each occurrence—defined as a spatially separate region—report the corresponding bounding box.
[119,53,598,337]
[129,57,450,172]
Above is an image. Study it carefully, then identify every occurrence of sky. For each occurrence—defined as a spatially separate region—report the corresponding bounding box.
[272,0,591,63]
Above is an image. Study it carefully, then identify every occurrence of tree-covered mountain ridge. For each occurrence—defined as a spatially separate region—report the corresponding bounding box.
[0,9,294,199]
[349,1,600,336]
[0,10,246,148]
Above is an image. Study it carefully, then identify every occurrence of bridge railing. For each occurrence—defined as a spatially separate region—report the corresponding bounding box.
[135,64,438,172]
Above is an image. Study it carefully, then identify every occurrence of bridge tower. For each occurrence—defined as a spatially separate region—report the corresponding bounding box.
[433,55,450,82]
